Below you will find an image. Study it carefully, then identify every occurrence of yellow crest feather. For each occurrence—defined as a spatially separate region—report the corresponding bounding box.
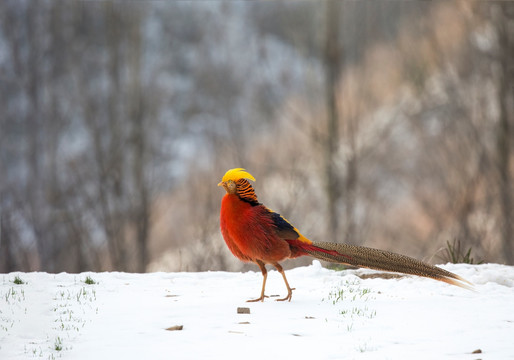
[221,168,256,182]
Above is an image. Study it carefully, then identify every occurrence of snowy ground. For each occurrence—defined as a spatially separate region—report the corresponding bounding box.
[0,261,513,360]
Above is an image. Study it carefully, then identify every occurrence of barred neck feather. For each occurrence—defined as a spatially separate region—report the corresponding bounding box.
[236,179,259,205]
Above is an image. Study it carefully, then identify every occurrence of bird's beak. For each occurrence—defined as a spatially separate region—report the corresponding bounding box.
[217,181,224,187]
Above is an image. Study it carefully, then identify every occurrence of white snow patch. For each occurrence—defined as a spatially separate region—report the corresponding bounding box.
[1,262,513,359]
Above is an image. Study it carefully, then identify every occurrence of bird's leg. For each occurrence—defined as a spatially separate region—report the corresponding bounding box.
[247,260,269,302]
[272,262,294,302]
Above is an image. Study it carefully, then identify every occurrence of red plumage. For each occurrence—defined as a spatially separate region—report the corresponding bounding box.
[220,194,293,264]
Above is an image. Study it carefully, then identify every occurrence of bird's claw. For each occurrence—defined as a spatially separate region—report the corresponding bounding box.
[276,287,295,302]
[247,295,269,302]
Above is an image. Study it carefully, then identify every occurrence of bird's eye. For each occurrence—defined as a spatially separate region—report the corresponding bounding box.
[227,180,236,192]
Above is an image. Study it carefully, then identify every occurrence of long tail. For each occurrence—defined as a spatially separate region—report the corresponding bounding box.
[292,240,473,290]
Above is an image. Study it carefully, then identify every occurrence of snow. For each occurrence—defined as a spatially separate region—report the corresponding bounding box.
[1,261,513,359]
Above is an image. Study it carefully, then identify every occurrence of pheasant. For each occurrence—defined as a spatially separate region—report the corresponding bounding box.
[218,168,472,302]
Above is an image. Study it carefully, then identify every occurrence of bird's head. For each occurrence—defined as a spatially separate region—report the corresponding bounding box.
[218,168,257,200]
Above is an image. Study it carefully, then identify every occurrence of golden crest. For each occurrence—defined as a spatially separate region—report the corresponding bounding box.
[221,168,256,183]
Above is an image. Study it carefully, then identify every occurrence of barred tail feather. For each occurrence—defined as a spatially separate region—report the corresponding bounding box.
[303,241,473,290]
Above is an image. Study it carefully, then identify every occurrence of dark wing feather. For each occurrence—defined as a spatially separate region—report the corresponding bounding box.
[269,210,299,240]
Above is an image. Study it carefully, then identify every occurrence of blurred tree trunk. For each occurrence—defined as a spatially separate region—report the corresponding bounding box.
[24,3,52,271]
[128,9,150,272]
[324,0,342,243]
[105,3,127,270]
[497,3,514,264]
[345,132,358,244]
[0,211,13,272]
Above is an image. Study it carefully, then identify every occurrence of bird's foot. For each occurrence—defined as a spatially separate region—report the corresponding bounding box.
[276,288,295,302]
[247,295,269,303]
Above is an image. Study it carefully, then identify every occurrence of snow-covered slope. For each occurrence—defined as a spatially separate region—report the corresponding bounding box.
[1,262,513,359]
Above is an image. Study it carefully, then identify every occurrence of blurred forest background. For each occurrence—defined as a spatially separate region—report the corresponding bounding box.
[1,0,513,273]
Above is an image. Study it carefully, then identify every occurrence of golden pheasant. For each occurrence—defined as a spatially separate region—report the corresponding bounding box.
[218,168,472,302]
